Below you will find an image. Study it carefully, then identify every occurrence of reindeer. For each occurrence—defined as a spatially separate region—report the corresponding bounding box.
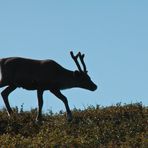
[0,51,97,121]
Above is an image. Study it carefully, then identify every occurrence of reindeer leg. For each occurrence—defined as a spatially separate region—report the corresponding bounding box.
[36,89,44,121]
[50,89,72,122]
[1,86,16,116]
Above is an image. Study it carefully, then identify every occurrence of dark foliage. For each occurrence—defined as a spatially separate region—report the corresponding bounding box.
[0,103,147,147]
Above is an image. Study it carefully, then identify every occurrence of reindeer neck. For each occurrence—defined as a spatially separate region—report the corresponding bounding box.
[60,69,78,89]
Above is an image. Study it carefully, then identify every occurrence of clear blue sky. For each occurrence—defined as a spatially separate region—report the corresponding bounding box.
[0,1,148,113]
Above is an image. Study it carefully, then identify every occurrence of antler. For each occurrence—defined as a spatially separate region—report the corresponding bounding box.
[70,51,88,73]
[70,51,82,72]
[79,53,88,73]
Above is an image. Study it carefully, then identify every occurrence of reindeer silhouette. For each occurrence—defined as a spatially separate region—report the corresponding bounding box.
[0,51,97,121]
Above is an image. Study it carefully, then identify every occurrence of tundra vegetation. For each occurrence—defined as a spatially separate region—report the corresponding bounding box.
[0,103,147,147]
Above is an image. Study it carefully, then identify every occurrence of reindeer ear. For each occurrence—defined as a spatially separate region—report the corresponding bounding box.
[74,70,80,78]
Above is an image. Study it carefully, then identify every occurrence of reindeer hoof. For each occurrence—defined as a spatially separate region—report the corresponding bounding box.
[35,119,44,125]
[7,110,13,117]
[67,113,73,122]
[35,115,43,123]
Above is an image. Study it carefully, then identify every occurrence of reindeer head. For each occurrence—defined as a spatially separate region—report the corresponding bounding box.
[70,51,97,91]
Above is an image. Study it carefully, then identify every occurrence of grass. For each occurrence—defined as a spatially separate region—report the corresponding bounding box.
[0,102,147,147]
